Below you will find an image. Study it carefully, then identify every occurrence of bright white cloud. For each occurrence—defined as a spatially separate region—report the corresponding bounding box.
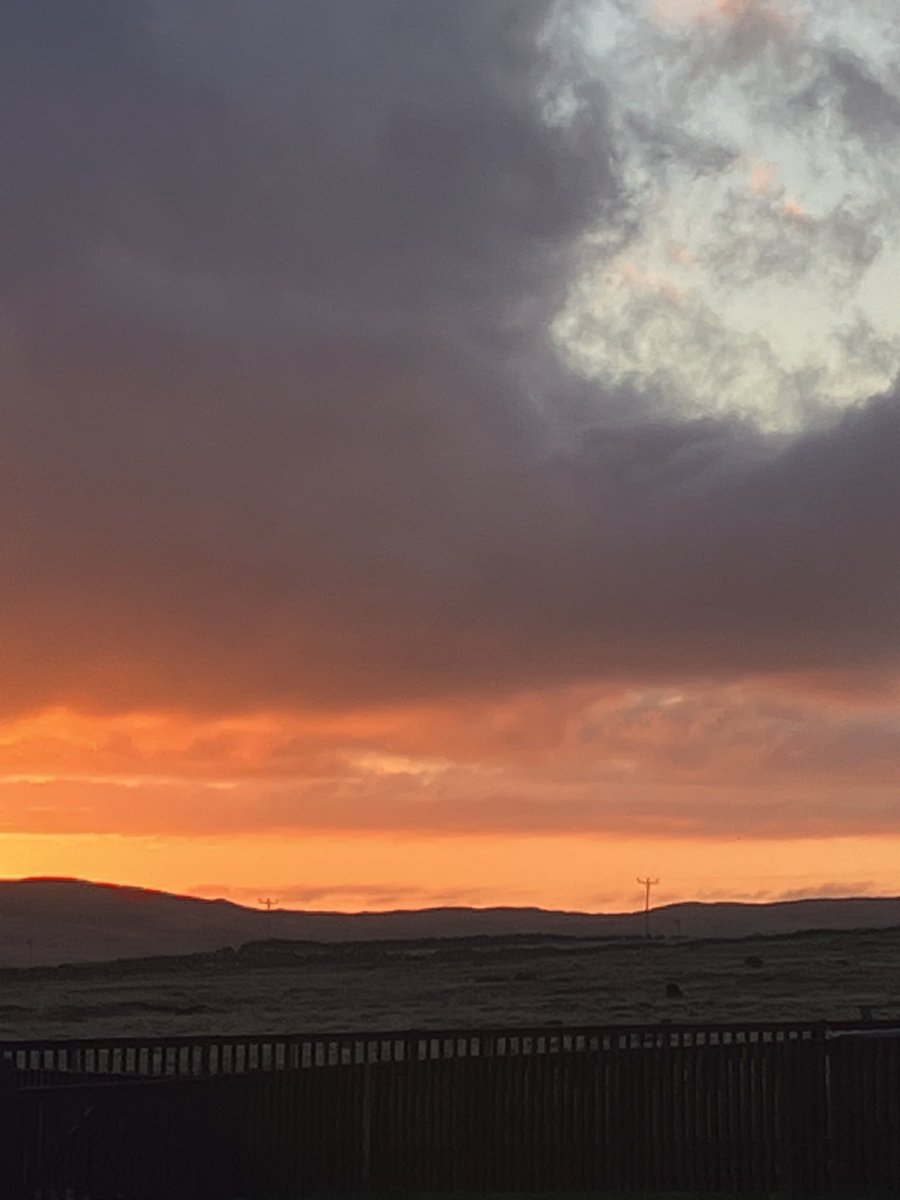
[573,0,900,430]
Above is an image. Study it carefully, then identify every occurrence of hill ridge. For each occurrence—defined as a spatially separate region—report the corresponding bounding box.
[1,877,899,968]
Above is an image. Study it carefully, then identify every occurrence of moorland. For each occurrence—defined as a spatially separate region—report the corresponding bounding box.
[3,921,899,1041]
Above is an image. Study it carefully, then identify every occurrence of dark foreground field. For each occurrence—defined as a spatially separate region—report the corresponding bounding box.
[3,922,900,1039]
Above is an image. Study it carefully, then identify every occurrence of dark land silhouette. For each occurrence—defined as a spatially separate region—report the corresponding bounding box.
[1,878,899,1042]
[3,877,900,968]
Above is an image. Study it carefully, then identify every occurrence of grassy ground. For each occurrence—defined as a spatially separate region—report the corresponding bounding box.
[3,923,900,1039]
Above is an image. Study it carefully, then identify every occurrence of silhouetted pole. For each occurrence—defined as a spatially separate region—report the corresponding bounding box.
[259,897,277,938]
[637,877,659,939]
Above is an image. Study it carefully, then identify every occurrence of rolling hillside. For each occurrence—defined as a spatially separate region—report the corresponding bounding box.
[1,877,899,968]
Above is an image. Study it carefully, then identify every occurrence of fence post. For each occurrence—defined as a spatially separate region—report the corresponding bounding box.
[360,1062,373,1189]
[816,1025,834,1195]
[0,1059,21,1196]
[779,1028,830,1197]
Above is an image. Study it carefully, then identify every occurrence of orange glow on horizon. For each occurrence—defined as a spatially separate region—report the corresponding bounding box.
[1,830,897,916]
[2,691,898,913]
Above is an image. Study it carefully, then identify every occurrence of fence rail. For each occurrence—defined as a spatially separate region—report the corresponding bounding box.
[3,1017,896,1077]
[4,1020,900,1198]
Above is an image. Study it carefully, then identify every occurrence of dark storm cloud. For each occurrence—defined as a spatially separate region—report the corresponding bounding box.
[2,0,899,716]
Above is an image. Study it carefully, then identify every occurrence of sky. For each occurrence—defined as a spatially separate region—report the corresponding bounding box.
[2,0,900,914]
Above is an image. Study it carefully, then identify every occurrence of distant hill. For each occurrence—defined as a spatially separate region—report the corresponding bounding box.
[1,877,899,968]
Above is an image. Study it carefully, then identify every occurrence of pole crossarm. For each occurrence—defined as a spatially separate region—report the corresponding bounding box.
[637,877,660,938]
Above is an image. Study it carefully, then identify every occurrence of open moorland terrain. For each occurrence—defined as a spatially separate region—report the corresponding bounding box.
[2,921,900,1041]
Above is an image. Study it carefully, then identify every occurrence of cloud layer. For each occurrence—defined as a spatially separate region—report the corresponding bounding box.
[2,679,899,842]
[2,0,899,731]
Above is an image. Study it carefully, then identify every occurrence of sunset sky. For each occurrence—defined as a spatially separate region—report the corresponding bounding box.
[3,0,899,914]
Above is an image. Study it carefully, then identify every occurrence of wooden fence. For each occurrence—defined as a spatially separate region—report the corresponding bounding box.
[3,1020,900,1198]
[1,1017,886,1077]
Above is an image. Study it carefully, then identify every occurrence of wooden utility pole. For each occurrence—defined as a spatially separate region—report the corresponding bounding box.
[637,877,659,939]
[259,897,278,938]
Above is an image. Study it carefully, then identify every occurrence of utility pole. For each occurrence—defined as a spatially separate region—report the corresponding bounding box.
[637,877,659,939]
[259,897,278,939]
